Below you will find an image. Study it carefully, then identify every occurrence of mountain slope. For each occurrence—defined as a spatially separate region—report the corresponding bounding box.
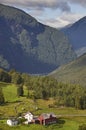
[50,53,86,87]
[0,4,76,74]
[61,16,86,56]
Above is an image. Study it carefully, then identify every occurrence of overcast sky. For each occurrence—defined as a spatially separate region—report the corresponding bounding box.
[0,0,86,28]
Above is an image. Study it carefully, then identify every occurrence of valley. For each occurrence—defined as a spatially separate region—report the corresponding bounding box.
[0,3,86,130]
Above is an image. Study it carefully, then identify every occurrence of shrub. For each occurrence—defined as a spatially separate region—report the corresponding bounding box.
[78,124,86,130]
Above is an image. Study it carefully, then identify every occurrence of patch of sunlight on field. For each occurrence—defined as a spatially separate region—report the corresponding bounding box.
[2,84,18,102]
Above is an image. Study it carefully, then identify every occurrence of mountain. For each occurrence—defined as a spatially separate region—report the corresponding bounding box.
[61,16,86,56]
[0,4,76,74]
[76,47,86,57]
[50,53,86,87]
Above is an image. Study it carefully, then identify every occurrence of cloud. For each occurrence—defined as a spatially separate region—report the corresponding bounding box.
[0,0,85,28]
[69,0,86,7]
[1,0,86,11]
[27,8,44,17]
[39,13,84,28]
[0,0,71,12]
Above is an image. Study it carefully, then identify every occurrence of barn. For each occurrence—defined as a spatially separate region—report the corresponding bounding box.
[38,113,57,125]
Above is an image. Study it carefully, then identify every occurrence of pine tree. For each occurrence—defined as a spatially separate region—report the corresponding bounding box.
[0,87,5,105]
[17,84,24,97]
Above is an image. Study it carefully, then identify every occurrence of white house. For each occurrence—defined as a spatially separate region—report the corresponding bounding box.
[7,118,18,126]
[24,112,33,124]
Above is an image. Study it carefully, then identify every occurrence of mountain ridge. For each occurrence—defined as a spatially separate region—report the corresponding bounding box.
[60,16,86,56]
[0,4,76,74]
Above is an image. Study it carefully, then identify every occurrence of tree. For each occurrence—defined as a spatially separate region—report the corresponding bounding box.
[0,69,11,83]
[75,86,86,110]
[42,90,49,100]
[27,90,36,101]
[22,73,30,86]
[78,124,86,130]
[17,84,24,97]
[0,88,5,105]
[11,72,23,85]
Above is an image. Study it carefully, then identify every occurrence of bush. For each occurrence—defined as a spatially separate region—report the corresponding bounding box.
[79,124,86,130]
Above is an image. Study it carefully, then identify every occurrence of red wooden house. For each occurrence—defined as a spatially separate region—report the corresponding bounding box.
[38,113,57,125]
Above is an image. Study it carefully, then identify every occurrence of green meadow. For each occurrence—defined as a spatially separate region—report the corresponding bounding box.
[0,82,86,130]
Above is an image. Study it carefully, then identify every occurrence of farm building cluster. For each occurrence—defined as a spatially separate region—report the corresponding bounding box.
[7,112,57,126]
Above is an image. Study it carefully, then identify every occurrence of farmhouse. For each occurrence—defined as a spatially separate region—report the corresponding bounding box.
[7,112,57,126]
[38,113,57,125]
[23,112,34,124]
[7,118,18,126]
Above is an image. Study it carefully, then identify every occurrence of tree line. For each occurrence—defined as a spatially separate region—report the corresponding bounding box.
[0,68,86,110]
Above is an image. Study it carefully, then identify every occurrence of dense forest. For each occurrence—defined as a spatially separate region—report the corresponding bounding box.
[0,68,86,110]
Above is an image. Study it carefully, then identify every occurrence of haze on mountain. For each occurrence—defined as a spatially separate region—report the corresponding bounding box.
[50,53,86,87]
[0,4,76,74]
[61,16,86,57]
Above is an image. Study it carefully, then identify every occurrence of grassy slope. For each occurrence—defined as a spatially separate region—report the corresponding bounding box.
[0,82,86,130]
[50,54,86,86]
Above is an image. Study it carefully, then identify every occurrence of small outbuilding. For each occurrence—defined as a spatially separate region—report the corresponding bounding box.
[38,113,57,125]
[7,118,18,126]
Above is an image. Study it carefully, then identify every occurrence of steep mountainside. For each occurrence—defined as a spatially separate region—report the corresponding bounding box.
[50,53,86,87]
[0,4,76,74]
[61,16,86,56]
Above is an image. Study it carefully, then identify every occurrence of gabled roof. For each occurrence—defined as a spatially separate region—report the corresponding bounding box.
[40,113,56,119]
[23,111,33,116]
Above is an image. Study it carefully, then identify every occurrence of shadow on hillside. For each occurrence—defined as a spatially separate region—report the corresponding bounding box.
[57,118,65,125]
[2,100,22,106]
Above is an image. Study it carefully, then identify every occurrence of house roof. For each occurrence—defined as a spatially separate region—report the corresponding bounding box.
[40,113,56,119]
[7,118,18,122]
[24,111,33,116]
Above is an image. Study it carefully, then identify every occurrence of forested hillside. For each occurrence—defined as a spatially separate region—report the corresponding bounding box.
[0,68,86,109]
[0,4,76,74]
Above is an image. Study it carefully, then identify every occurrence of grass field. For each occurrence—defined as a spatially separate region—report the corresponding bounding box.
[0,118,82,130]
[0,82,86,130]
[0,116,81,130]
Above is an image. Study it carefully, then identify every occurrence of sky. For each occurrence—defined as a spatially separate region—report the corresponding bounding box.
[0,0,86,28]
